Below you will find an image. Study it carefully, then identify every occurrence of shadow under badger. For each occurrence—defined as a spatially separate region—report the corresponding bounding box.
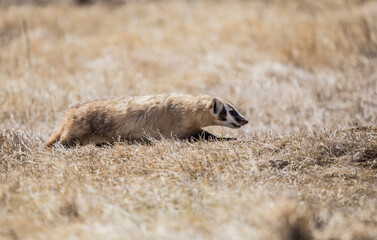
[45,94,249,147]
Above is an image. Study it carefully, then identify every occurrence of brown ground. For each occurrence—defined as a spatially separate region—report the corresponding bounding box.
[1,0,377,239]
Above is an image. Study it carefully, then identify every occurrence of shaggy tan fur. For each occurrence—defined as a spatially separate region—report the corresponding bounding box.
[45,94,241,147]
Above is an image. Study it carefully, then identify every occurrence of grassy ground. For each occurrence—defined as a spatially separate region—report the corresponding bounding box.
[1,0,377,239]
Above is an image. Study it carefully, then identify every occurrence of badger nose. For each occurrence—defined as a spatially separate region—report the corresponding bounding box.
[239,119,249,126]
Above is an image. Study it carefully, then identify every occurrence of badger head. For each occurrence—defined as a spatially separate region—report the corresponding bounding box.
[210,98,249,128]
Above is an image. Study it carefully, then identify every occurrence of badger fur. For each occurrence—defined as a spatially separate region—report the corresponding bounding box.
[45,94,248,147]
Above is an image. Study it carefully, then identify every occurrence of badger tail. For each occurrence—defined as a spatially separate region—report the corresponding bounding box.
[45,124,64,147]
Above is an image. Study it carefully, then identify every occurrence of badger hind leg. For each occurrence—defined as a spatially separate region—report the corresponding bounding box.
[45,124,65,147]
[188,130,237,142]
[47,123,86,148]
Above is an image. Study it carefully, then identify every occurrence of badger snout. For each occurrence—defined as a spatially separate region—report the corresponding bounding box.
[238,119,249,126]
[231,118,249,128]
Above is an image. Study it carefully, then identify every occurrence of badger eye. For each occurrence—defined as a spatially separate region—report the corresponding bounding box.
[229,110,237,116]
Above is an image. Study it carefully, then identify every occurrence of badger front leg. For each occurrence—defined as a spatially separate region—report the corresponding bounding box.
[188,130,237,142]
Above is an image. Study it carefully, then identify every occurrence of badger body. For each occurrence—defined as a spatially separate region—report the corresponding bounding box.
[45,94,248,147]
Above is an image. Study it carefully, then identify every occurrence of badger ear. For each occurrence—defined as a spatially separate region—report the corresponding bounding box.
[211,98,223,115]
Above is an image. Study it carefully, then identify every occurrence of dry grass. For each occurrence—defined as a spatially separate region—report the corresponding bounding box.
[1,0,377,239]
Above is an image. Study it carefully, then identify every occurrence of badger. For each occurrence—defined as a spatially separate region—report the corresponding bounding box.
[45,94,249,147]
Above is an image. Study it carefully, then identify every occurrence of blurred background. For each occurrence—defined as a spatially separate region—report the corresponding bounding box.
[1,2,377,239]
[1,0,376,135]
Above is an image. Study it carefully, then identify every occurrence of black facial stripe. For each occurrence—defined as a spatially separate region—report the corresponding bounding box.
[228,106,240,118]
[218,106,227,121]
[235,116,243,122]
[229,110,238,117]
[213,101,217,114]
[227,106,246,123]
